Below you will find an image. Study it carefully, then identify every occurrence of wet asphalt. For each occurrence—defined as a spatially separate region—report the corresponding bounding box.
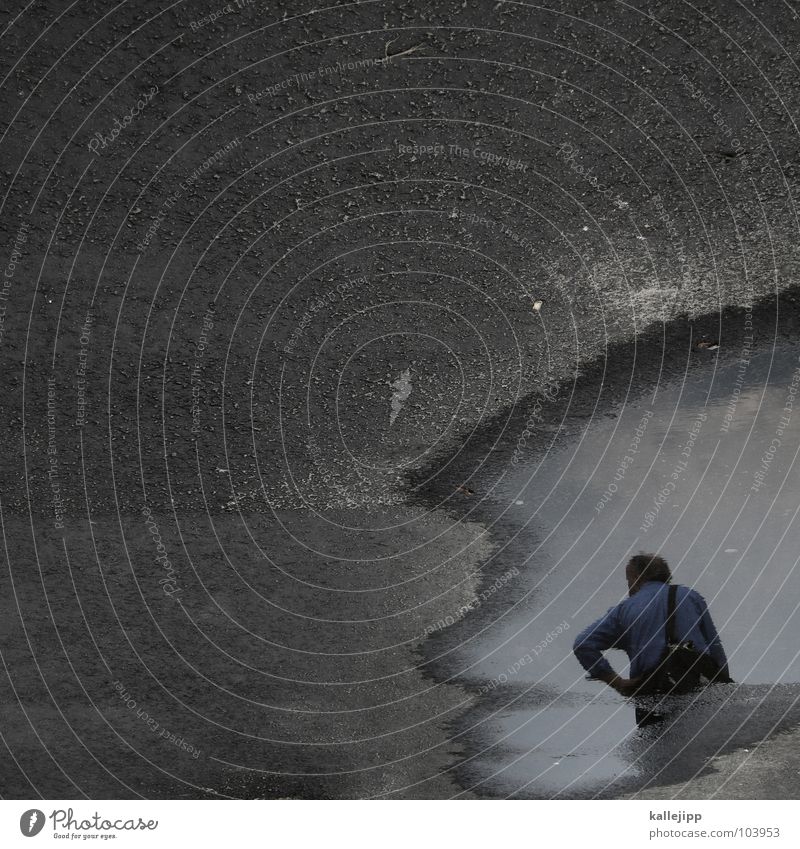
[414,309,800,797]
[2,1,800,799]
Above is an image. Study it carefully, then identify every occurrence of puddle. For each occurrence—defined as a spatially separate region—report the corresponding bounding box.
[429,342,800,797]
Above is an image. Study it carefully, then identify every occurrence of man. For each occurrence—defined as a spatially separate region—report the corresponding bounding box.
[573,553,731,706]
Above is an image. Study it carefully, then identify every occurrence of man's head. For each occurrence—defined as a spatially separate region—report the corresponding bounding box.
[625,552,671,595]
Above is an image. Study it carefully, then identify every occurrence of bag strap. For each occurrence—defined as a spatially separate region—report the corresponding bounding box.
[665,584,678,645]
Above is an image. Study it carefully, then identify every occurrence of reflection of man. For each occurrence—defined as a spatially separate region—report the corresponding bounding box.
[573,553,731,703]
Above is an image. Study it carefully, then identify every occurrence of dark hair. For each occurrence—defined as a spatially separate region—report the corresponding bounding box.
[628,552,671,583]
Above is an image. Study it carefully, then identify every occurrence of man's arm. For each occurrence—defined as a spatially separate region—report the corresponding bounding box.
[696,595,732,682]
[573,606,638,695]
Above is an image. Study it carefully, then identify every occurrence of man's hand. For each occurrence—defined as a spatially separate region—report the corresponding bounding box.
[609,675,641,697]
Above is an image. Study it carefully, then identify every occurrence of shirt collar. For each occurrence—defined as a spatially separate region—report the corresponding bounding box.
[634,580,668,595]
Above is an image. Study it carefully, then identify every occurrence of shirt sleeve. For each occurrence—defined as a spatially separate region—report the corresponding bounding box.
[573,604,625,679]
[696,594,730,677]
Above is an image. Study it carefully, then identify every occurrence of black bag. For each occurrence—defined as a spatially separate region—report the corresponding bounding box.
[636,585,724,696]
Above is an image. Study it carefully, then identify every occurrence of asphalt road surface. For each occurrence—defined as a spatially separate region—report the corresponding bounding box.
[1,0,800,799]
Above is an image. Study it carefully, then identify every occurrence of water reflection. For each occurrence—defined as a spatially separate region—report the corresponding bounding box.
[445,343,800,797]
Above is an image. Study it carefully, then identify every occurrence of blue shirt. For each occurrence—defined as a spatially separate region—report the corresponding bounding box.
[573,582,729,680]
